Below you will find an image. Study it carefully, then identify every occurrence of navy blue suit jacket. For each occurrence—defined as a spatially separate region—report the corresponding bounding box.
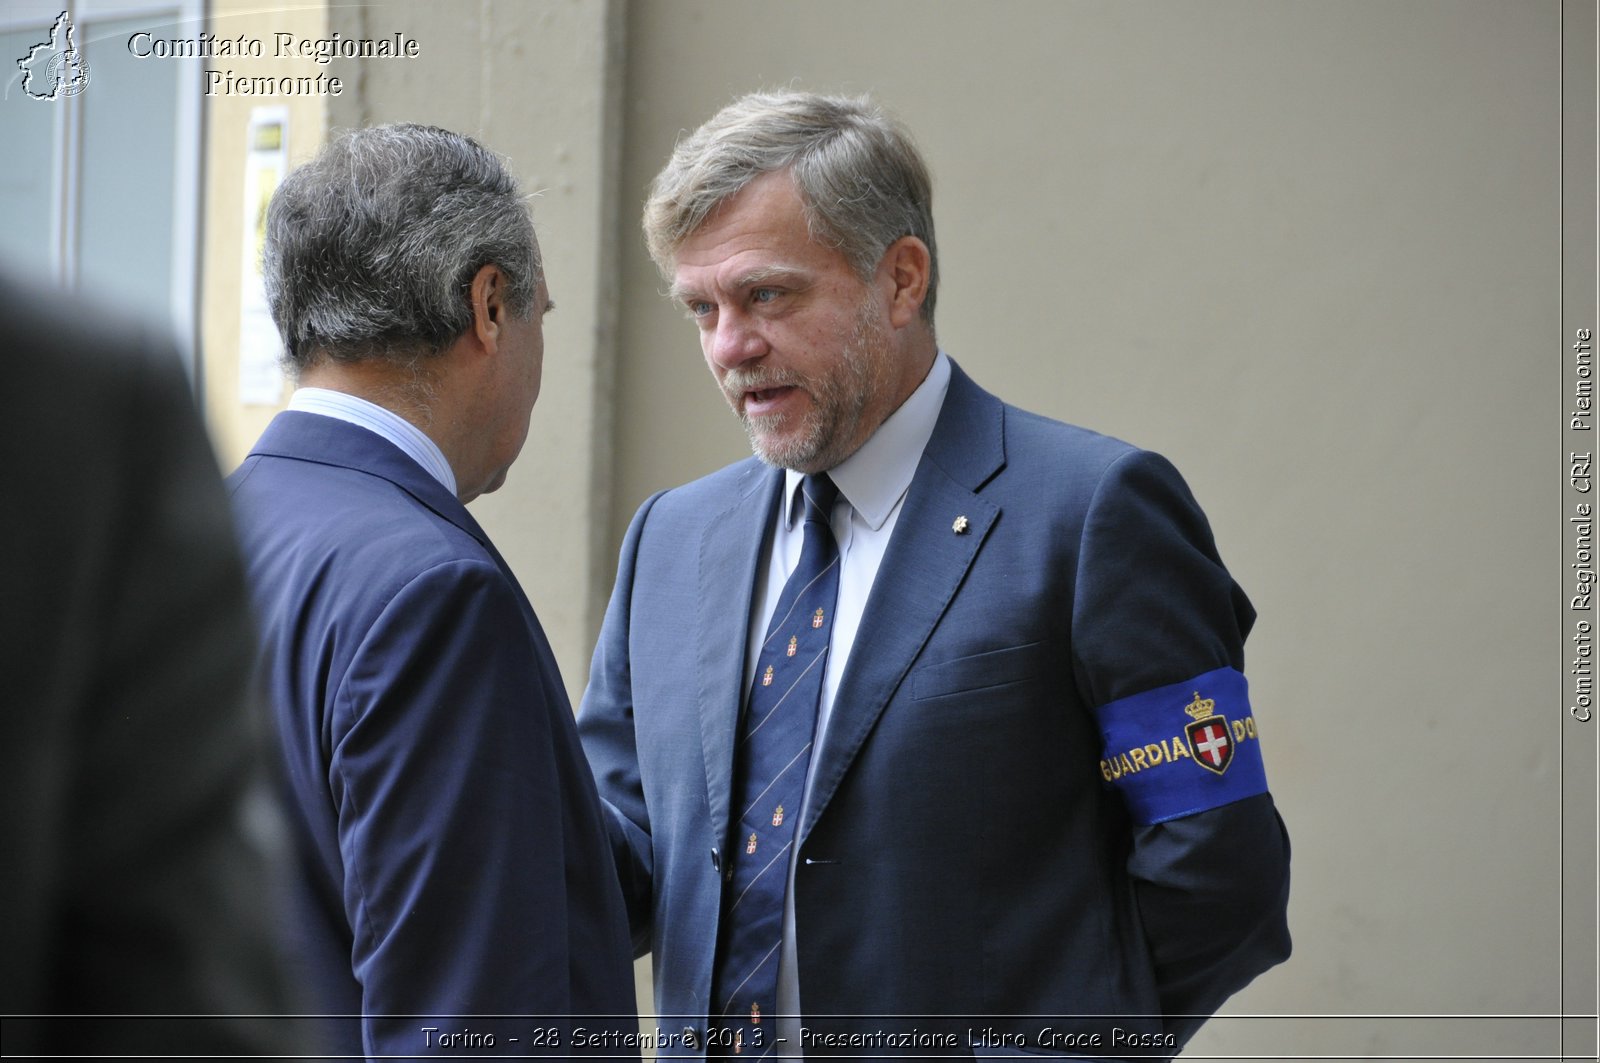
[579,363,1290,1059]
[230,412,635,1058]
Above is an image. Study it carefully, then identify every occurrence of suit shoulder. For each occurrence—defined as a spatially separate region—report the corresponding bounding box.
[231,457,497,598]
[1004,402,1138,460]
[998,400,1165,489]
[631,456,769,524]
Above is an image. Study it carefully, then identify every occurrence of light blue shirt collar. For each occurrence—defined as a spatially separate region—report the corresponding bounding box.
[287,387,458,497]
[783,350,952,531]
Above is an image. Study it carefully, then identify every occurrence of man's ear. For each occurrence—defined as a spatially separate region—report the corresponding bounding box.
[467,263,509,355]
[879,236,931,329]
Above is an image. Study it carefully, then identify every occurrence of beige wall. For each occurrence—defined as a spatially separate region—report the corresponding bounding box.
[195,0,1590,1055]
[200,0,328,463]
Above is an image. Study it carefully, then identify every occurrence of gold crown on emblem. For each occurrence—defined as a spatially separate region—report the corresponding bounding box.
[1184,691,1217,720]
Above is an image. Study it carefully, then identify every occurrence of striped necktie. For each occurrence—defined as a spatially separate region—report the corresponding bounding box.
[711,473,841,1058]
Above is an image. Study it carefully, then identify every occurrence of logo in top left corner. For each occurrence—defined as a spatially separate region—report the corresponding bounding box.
[16,11,91,101]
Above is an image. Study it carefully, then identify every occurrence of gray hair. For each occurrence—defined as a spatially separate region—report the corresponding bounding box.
[264,123,540,370]
[643,91,938,322]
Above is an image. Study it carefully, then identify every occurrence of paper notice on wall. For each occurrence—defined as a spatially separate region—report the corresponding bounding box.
[238,106,288,406]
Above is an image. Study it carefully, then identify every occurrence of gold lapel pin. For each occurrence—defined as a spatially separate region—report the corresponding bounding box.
[952,515,970,535]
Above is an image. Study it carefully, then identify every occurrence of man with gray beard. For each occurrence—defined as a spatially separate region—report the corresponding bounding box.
[579,91,1291,1059]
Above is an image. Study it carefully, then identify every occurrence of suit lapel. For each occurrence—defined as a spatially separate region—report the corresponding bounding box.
[698,462,785,846]
[800,363,1008,843]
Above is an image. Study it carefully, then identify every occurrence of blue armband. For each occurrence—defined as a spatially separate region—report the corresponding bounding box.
[1092,666,1269,825]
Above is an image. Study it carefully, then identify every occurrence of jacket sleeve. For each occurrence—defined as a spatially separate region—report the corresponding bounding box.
[330,559,581,1056]
[576,491,667,959]
[1070,448,1292,1047]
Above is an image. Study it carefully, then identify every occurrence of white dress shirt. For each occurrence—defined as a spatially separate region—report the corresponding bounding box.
[740,352,953,1054]
[288,387,457,497]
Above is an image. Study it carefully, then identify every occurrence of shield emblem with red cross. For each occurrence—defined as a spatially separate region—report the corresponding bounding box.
[1185,716,1234,775]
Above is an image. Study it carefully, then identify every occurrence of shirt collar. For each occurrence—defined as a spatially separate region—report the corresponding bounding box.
[784,350,952,531]
[288,387,458,497]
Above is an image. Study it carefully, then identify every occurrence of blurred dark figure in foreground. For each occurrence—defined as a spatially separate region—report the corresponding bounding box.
[0,271,299,1057]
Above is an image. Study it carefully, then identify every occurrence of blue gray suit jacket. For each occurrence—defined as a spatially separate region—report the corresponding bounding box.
[229,412,636,1058]
[579,363,1291,1059]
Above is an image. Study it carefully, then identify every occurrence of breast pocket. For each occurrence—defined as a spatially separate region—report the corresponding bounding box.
[910,642,1047,702]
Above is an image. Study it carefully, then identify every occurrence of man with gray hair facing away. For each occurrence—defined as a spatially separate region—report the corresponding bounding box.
[580,92,1291,1058]
[229,123,635,1059]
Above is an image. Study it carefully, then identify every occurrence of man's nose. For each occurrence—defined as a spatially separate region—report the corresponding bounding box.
[707,309,768,371]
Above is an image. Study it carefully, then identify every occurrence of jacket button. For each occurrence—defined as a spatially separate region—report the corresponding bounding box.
[710,847,721,873]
